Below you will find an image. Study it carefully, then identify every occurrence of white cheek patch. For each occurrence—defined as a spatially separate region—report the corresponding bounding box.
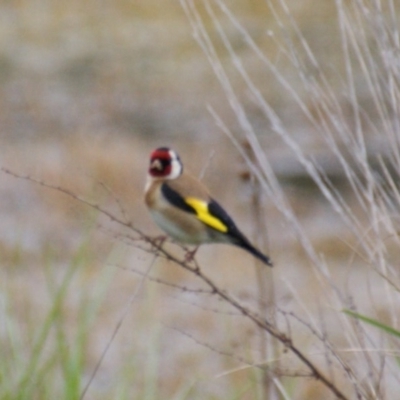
[168,151,183,179]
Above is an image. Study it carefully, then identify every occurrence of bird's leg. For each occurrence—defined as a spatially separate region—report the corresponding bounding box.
[183,245,199,263]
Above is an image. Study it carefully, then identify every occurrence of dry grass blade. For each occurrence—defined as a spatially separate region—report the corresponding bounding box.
[2,165,350,399]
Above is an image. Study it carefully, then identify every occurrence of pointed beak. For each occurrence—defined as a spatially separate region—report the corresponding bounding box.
[150,159,162,171]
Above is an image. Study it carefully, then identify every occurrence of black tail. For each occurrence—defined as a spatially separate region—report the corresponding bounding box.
[235,238,273,267]
[206,198,273,266]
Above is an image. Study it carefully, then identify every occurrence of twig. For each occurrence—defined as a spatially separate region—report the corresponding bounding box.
[111,263,214,295]
[2,166,350,400]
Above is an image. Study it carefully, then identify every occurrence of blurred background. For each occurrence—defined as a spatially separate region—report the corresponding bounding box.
[0,0,357,262]
[0,0,352,140]
[1,0,399,399]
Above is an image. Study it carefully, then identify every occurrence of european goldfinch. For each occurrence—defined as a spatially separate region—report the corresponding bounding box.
[144,147,273,266]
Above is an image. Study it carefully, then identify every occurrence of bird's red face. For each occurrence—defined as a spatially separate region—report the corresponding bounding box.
[148,147,182,179]
[149,147,172,177]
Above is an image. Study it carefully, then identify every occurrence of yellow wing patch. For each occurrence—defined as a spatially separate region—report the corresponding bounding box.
[185,197,228,233]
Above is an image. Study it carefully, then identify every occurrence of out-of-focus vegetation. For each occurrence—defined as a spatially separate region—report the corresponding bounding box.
[1,0,400,399]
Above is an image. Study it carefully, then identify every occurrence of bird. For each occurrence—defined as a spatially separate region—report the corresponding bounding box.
[144,147,273,266]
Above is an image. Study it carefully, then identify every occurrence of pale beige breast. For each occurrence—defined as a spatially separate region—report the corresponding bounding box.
[144,173,215,243]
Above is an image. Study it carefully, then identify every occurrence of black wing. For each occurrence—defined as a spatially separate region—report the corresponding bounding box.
[207,199,243,236]
[162,184,272,266]
[161,182,196,214]
[209,199,273,266]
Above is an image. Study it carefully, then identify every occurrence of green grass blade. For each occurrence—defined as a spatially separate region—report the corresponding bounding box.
[343,309,400,338]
